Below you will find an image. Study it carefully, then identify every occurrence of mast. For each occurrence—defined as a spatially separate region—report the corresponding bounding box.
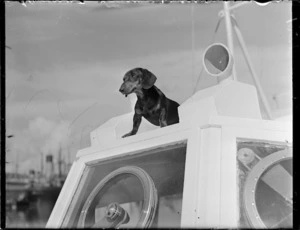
[15,151,19,175]
[58,144,62,178]
[67,147,71,173]
[41,151,44,175]
[223,2,236,81]
[220,2,273,119]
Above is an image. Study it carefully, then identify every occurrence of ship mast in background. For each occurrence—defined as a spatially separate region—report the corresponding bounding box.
[58,145,62,178]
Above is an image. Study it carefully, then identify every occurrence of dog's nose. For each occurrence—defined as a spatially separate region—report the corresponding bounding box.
[119,87,124,93]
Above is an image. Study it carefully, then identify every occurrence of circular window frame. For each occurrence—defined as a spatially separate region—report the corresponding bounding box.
[77,166,158,228]
[243,148,292,228]
[202,42,234,78]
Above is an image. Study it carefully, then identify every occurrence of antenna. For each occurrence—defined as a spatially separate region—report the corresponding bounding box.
[218,2,273,119]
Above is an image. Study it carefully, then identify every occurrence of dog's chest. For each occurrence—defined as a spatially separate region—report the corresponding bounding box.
[137,100,161,126]
[143,112,160,126]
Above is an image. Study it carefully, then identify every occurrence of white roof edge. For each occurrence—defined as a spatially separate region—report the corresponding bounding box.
[77,114,291,158]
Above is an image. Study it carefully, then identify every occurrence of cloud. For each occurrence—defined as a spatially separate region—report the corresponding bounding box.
[6,117,71,173]
[28,116,58,137]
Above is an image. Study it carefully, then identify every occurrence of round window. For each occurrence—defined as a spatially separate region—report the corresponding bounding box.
[203,43,233,79]
[243,149,292,228]
[77,166,158,228]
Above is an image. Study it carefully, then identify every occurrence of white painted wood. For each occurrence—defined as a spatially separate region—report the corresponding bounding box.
[180,127,201,228]
[209,115,292,133]
[196,127,222,227]
[46,160,86,228]
[219,127,241,228]
[179,79,262,122]
[78,122,185,158]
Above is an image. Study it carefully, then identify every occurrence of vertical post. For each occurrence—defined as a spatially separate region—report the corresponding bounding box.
[223,2,237,81]
[41,151,44,175]
[46,154,54,179]
[191,3,196,84]
[15,151,19,175]
[67,147,71,173]
[58,145,62,178]
[232,23,273,119]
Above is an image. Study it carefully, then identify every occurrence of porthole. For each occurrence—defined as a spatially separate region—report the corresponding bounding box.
[243,149,292,228]
[77,166,158,228]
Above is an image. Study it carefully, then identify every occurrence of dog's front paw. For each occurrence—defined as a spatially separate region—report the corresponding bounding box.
[122,132,133,138]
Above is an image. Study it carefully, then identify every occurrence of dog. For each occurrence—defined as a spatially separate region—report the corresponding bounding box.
[119,67,180,138]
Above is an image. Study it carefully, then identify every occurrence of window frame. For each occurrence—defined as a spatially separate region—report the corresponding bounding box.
[47,124,203,228]
[219,125,292,228]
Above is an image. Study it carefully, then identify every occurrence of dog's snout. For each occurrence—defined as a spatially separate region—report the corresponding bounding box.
[119,86,124,93]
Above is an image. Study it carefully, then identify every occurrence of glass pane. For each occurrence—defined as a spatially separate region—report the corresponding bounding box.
[83,174,144,228]
[62,142,187,228]
[255,160,292,228]
[237,140,292,228]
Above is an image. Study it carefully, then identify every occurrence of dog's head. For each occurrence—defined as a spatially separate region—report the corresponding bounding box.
[119,68,157,97]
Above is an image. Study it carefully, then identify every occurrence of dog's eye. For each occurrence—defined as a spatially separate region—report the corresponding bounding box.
[131,75,137,81]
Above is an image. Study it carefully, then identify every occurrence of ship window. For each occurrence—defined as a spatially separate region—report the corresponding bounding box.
[237,140,292,228]
[62,141,187,228]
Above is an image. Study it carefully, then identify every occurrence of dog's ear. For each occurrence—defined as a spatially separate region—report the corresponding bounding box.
[139,68,157,89]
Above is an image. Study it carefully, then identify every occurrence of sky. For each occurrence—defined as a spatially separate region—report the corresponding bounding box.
[5,1,292,174]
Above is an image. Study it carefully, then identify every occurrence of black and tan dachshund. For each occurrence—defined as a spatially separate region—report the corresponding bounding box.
[119,67,180,138]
